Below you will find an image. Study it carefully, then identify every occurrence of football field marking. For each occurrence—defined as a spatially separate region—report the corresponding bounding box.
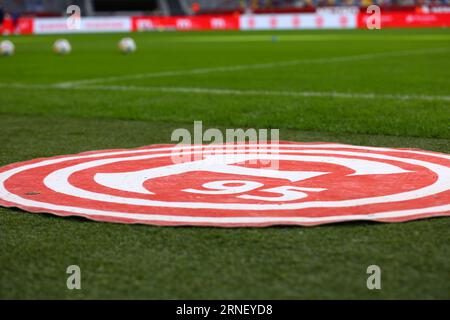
[0,143,449,225]
[83,84,450,102]
[1,82,449,102]
[54,47,449,87]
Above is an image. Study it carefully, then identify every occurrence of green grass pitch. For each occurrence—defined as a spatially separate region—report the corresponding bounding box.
[0,28,449,299]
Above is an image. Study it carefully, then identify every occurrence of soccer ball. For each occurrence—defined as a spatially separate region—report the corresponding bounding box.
[118,37,137,54]
[53,39,72,55]
[0,40,15,56]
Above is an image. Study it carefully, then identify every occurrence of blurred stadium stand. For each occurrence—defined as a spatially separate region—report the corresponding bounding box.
[0,0,448,17]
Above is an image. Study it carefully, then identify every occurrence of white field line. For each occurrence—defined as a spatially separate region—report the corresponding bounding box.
[54,48,450,88]
[1,82,449,102]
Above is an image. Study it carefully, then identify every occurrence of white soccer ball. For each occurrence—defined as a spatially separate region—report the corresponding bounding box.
[0,40,15,56]
[53,39,72,55]
[118,37,137,54]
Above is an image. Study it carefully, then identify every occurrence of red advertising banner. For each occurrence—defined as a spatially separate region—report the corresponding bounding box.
[132,15,239,32]
[358,12,450,28]
[2,10,449,35]
[33,17,131,34]
[0,17,33,35]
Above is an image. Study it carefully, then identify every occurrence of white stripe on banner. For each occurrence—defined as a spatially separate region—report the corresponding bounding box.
[240,13,357,30]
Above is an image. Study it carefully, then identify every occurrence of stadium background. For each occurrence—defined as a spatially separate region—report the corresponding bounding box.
[1,0,450,34]
[0,0,449,299]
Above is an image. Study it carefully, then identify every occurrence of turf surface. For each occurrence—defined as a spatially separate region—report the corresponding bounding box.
[0,29,449,299]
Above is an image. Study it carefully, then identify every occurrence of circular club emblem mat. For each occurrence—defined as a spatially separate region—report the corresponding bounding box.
[0,142,449,227]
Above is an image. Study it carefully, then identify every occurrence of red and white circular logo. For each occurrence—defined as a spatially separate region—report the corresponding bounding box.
[0,142,449,227]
